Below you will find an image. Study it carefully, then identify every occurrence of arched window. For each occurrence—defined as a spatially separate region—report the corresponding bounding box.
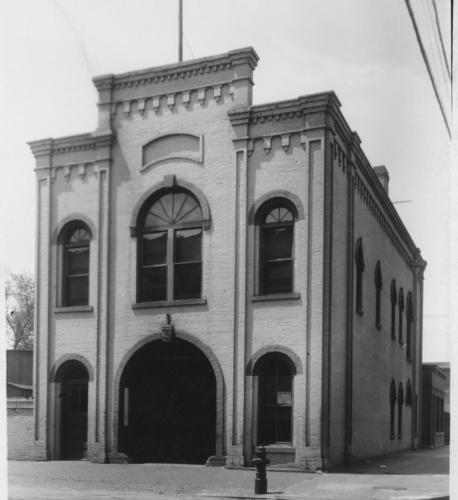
[406,292,413,361]
[397,382,404,439]
[257,199,296,295]
[137,189,203,302]
[406,379,413,406]
[375,261,382,329]
[254,353,294,445]
[355,238,364,315]
[390,280,397,340]
[398,288,405,345]
[390,379,396,440]
[61,223,91,306]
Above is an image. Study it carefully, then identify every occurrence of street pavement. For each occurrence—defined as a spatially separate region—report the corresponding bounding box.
[7,446,450,500]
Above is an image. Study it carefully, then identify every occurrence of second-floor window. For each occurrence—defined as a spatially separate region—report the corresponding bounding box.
[62,224,91,306]
[259,201,295,295]
[138,189,203,302]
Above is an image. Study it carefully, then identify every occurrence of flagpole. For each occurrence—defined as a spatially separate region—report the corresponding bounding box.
[178,0,183,62]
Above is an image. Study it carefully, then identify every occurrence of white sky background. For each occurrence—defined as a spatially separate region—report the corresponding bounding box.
[0,0,451,362]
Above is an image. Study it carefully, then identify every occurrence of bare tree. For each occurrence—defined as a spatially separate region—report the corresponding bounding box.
[6,273,34,350]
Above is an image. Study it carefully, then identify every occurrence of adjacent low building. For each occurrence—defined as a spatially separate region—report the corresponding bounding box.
[6,350,34,460]
[422,362,450,447]
[28,47,426,469]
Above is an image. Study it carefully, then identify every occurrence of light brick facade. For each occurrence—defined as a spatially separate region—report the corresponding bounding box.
[28,47,426,469]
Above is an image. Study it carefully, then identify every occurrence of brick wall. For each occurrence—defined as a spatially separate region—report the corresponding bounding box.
[350,171,417,459]
[7,400,34,460]
[29,48,423,469]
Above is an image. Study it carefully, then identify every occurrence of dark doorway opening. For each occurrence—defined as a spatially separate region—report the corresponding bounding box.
[119,339,216,464]
[255,353,294,445]
[56,360,89,460]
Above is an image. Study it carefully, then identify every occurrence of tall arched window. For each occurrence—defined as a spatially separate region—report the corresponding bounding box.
[390,379,397,440]
[397,382,404,439]
[355,238,364,315]
[398,288,405,345]
[406,292,413,361]
[258,199,296,295]
[375,261,382,329]
[406,379,413,406]
[61,223,91,306]
[137,189,203,302]
[390,280,397,340]
[254,353,294,445]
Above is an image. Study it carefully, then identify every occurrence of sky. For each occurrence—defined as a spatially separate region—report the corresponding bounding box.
[0,0,452,362]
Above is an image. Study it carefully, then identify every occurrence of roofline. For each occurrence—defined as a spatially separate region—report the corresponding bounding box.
[93,47,259,90]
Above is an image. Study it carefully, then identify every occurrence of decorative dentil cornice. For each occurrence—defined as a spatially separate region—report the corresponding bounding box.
[93,47,259,95]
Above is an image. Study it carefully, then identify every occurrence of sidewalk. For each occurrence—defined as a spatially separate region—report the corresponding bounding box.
[7,447,449,500]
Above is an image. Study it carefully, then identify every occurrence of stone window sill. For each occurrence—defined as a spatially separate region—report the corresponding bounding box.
[262,444,295,453]
[132,298,207,309]
[250,292,301,302]
[55,305,94,314]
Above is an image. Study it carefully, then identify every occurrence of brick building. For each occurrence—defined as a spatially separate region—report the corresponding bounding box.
[28,47,426,469]
[421,363,450,447]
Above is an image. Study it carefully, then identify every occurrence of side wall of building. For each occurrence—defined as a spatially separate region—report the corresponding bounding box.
[350,164,418,460]
[327,131,423,464]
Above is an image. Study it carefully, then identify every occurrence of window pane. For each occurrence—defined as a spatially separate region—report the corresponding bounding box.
[260,417,276,445]
[264,207,293,224]
[142,232,167,266]
[67,247,89,275]
[277,392,292,405]
[69,228,90,243]
[144,192,202,226]
[174,262,201,299]
[141,267,167,301]
[174,229,202,263]
[278,374,292,392]
[261,375,276,405]
[262,261,293,294]
[263,227,292,260]
[276,407,292,441]
[66,276,89,306]
[175,195,202,223]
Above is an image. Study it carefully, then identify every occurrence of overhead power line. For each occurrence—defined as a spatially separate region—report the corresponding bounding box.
[404,0,452,138]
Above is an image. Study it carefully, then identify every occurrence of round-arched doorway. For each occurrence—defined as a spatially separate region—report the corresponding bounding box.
[55,360,89,460]
[118,339,216,463]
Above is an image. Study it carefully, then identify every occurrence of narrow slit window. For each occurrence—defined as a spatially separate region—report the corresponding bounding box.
[375,261,382,329]
[355,238,364,315]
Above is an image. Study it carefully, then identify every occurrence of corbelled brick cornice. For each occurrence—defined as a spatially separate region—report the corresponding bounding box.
[93,47,259,96]
[28,134,96,158]
[228,91,341,126]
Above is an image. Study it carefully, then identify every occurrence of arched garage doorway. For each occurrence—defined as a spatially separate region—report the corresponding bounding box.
[55,360,89,460]
[118,338,216,463]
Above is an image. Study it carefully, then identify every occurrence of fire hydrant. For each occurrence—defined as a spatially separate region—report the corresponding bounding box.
[252,446,270,494]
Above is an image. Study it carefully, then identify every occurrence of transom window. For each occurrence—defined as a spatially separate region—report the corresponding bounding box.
[259,202,295,295]
[138,189,203,302]
[62,225,91,306]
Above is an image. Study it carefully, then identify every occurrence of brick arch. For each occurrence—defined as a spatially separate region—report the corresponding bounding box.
[52,214,97,244]
[248,190,305,225]
[246,345,303,375]
[49,353,94,382]
[113,331,225,459]
[129,175,211,235]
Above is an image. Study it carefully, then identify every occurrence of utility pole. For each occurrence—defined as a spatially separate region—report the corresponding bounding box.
[178,0,183,62]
